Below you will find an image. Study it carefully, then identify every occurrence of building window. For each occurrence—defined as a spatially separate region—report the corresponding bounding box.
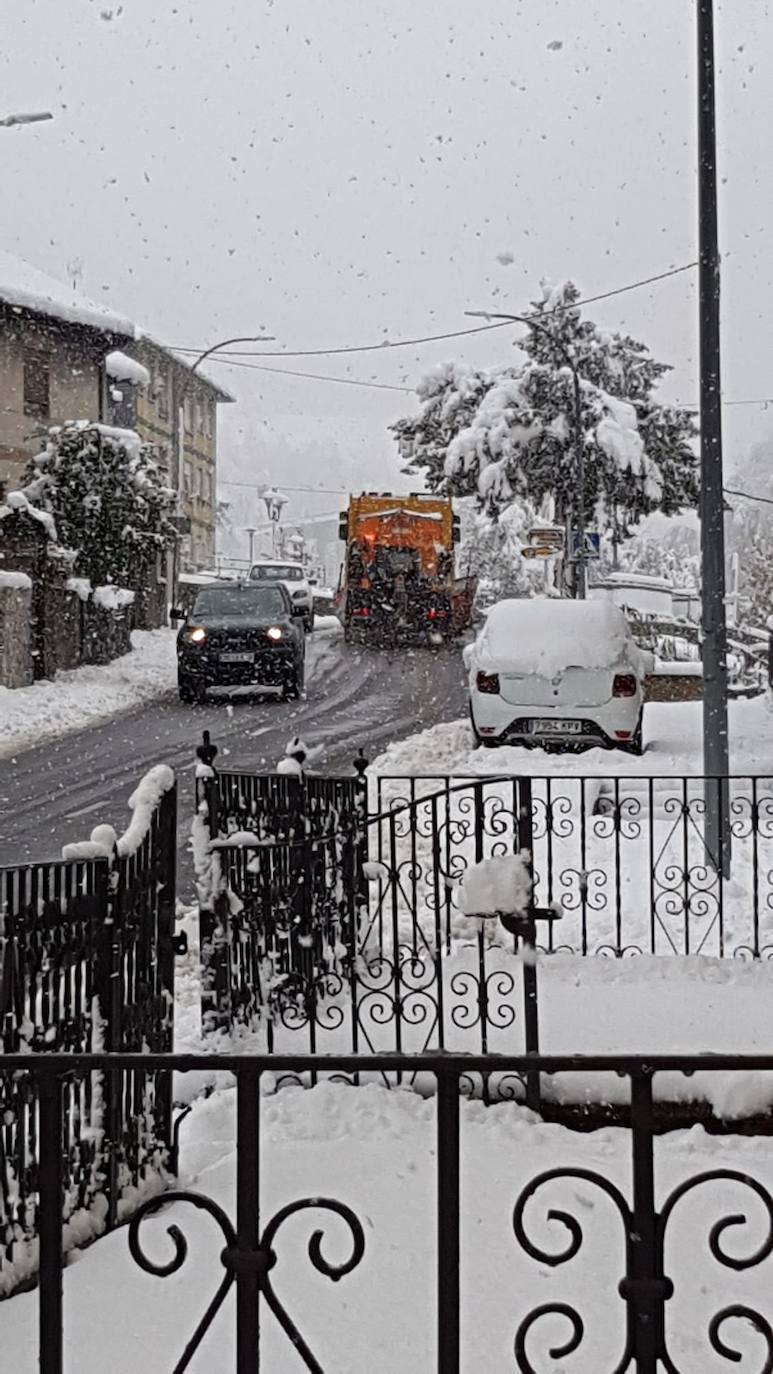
[203,402,213,440]
[156,366,169,419]
[23,351,50,419]
[184,461,193,496]
[184,396,193,434]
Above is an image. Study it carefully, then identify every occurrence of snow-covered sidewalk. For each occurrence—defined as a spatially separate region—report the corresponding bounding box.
[3,1072,773,1372]
[0,629,177,759]
[371,696,773,778]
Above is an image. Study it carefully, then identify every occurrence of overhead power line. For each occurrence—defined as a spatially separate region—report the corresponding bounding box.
[203,357,414,393]
[172,261,697,362]
[220,481,348,495]
[723,486,773,508]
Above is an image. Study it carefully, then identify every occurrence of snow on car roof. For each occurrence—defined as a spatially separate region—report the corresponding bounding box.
[477,597,634,677]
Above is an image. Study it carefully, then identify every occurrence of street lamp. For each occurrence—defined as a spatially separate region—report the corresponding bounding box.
[465,309,587,598]
[0,111,53,128]
[171,333,273,592]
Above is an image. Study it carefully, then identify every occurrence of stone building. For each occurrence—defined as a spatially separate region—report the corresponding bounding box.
[0,248,134,497]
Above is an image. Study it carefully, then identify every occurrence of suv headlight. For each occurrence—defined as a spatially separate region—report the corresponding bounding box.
[292,589,306,600]
[267,626,283,642]
[184,627,207,644]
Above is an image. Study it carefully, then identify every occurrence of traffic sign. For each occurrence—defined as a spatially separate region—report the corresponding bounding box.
[572,532,601,559]
[521,545,558,560]
[529,526,564,549]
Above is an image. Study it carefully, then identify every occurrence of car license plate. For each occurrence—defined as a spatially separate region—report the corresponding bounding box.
[220,651,254,664]
[532,719,582,736]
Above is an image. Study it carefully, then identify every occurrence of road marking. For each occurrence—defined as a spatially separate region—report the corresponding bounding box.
[246,726,273,739]
[65,799,107,820]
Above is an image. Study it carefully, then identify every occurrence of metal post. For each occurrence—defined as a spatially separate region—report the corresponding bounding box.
[235,1069,261,1373]
[437,1067,460,1374]
[627,1073,664,1372]
[698,0,731,876]
[38,1069,64,1374]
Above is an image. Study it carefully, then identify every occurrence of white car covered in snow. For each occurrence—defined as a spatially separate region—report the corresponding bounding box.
[464,598,645,754]
[248,559,314,631]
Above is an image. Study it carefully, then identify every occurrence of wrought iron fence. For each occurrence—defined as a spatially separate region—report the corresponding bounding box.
[14,1049,773,1374]
[196,769,773,1077]
[196,765,367,1032]
[0,781,177,1295]
[372,772,773,959]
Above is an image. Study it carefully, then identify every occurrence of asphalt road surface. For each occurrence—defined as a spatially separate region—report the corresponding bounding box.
[0,631,468,897]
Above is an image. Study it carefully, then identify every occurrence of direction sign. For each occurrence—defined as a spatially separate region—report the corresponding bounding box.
[529,526,564,549]
[571,531,601,559]
[521,545,558,560]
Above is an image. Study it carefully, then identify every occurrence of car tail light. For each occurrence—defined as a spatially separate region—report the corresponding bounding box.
[476,671,500,695]
[612,673,637,698]
[428,608,448,620]
[352,607,370,618]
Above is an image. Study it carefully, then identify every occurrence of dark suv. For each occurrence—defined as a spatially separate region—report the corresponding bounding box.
[173,582,306,703]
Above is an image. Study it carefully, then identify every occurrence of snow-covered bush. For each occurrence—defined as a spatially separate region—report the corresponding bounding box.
[19,421,176,588]
[392,280,698,538]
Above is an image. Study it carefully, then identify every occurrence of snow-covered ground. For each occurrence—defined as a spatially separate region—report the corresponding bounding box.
[172,909,773,1114]
[4,1070,773,1371]
[5,864,773,1367]
[366,698,773,958]
[371,695,773,778]
[0,629,177,759]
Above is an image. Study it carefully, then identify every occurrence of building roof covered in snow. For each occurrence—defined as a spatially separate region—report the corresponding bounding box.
[0,248,135,337]
[133,332,235,403]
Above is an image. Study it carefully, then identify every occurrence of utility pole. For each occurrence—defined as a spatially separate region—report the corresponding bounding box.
[698,0,731,875]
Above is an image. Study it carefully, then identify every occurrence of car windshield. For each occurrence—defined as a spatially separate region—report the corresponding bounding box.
[191,586,287,619]
[251,564,304,583]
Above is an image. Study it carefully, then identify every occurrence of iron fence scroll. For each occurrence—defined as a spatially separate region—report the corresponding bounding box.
[12,1049,773,1374]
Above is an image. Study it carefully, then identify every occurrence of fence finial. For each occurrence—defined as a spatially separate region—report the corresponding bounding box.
[353,748,368,779]
[197,730,218,769]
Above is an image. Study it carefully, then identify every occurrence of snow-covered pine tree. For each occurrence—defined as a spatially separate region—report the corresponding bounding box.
[390,281,698,537]
[21,422,176,588]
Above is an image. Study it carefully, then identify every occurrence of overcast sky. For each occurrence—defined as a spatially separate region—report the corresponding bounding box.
[2,0,772,538]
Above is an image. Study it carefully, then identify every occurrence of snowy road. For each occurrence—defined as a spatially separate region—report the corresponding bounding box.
[0,630,467,890]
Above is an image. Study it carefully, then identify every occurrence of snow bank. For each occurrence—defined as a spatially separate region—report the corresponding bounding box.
[105,351,150,388]
[0,570,31,590]
[0,628,176,759]
[370,695,773,780]
[93,585,135,611]
[473,596,635,676]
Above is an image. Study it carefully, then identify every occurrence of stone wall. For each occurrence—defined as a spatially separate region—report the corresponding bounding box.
[0,578,32,688]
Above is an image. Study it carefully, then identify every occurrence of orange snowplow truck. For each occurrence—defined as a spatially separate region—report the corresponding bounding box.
[338,493,475,644]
